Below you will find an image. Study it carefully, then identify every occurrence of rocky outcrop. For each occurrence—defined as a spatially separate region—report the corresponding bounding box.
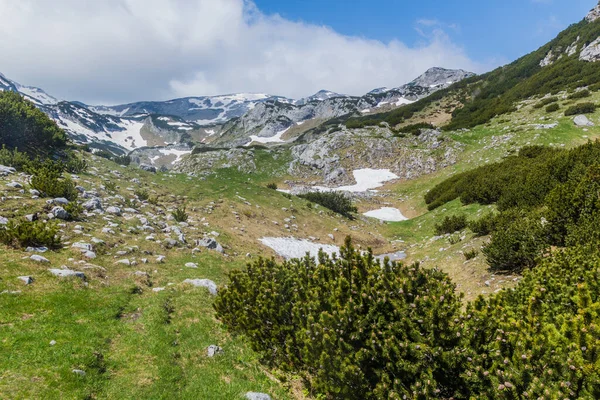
[574,115,595,126]
[174,148,259,175]
[566,36,580,56]
[586,2,600,23]
[580,37,600,62]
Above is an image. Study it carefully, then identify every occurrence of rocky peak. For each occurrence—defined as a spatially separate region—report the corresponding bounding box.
[408,67,475,88]
[586,2,600,23]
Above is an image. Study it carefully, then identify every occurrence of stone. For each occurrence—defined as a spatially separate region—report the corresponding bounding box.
[574,115,595,127]
[156,255,166,263]
[29,189,40,196]
[580,37,600,62]
[91,237,105,244]
[49,198,69,205]
[18,276,33,285]
[83,251,96,259]
[26,246,48,253]
[0,216,7,225]
[185,262,198,268]
[206,345,223,357]
[195,238,224,253]
[72,369,86,377]
[49,340,56,346]
[183,279,218,295]
[51,206,70,220]
[24,214,37,222]
[30,255,50,263]
[115,259,131,265]
[49,269,86,279]
[245,393,271,400]
[6,181,23,189]
[0,165,16,175]
[83,197,103,211]
[72,242,93,252]
[139,164,157,173]
[152,287,165,292]
[586,3,600,23]
[106,206,122,216]
[163,239,178,249]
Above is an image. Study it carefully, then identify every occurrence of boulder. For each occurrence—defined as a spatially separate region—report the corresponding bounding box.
[183,279,218,295]
[185,262,198,269]
[580,37,600,62]
[0,216,8,225]
[83,197,103,211]
[206,345,223,357]
[106,206,122,216]
[18,276,34,285]
[0,165,16,176]
[49,269,86,279]
[195,238,224,253]
[6,181,23,189]
[139,164,157,173]
[51,206,70,220]
[574,115,595,127]
[30,255,50,263]
[72,242,93,252]
[245,393,271,400]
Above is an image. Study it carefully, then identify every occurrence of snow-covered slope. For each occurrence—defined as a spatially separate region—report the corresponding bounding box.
[0,72,59,105]
[89,93,294,126]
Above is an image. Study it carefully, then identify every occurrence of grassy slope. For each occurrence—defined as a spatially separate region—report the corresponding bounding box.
[0,149,396,399]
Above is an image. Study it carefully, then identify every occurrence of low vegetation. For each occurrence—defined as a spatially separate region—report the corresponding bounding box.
[0,220,61,249]
[298,191,358,219]
[564,101,596,116]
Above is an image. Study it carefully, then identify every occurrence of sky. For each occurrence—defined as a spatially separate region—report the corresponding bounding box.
[0,0,596,105]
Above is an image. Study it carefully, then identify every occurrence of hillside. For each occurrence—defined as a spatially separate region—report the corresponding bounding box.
[4,2,600,399]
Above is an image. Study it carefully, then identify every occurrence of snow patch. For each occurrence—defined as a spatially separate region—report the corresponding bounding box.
[247,127,290,145]
[363,207,408,222]
[259,237,340,261]
[158,148,192,164]
[313,169,399,193]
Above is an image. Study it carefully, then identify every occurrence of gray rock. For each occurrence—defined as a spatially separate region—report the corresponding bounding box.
[24,214,37,222]
[0,216,7,225]
[72,242,93,252]
[18,276,33,285]
[106,206,122,216]
[83,197,103,211]
[29,189,40,196]
[0,165,16,176]
[115,259,131,266]
[72,369,86,377]
[139,164,157,173]
[83,251,96,259]
[6,181,22,189]
[30,255,50,263]
[586,3,600,23]
[580,37,600,62]
[185,262,198,268]
[51,206,70,220]
[245,393,271,400]
[156,255,166,263]
[49,197,69,205]
[163,238,178,249]
[574,115,595,127]
[49,269,86,279]
[26,246,48,253]
[206,345,223,357]
[183,279,218,295]
[195,238,224,253]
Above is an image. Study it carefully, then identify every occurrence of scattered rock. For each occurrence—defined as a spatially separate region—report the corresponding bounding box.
[72,369,86,377]
[116,259,131,266]
[139,164,157,173]
[6,181,23,189]
[72,242,93,252]
[206,345,223,357]
[0,216,7,225]
[48,197,69,205]
[106,206,122,216]
[18,276,33,285]
[49,340,56,346]
[26,246,48,253]
[195,238,224,253]
[83,251,97,259]
[0,165,16,176]
[48,269,86,279]
[51,206,70,220]
[574,115,595,127]
[580,37,600,62]
[245,393,271,400]
[30,255,50,263]
[83,197,103,211]
[185,262,198,269]
[152,287,165,292]
[183,279,218,295]
[156,255,166,263]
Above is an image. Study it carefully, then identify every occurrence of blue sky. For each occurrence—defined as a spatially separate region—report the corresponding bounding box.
[0,0,597,104]
[255,0,595,66]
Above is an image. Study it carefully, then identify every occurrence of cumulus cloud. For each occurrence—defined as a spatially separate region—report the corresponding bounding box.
[0,0,486,104]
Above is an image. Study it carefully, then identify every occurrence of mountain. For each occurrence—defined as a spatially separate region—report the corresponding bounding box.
[0,67,475,158]
[89,93,294,125]
[345,3,600,131]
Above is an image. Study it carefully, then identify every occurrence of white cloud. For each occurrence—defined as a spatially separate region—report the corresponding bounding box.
[0,0,487,104]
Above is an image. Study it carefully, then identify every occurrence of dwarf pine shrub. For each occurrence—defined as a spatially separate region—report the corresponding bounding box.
[434,214,468,235]
[215,237,465,399]
[0,220,61,249]
[30,166,78,201]
[298,191,357,219]
[172,205,188,222]
[564,102,596,116]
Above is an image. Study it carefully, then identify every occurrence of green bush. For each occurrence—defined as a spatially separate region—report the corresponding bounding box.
[468,212,497,236]
[434,214,468,235]
[533,96,558,109]
[545,103,560,112]
[564,102,596,116]
[215,237,465,399]
[567,89,591,100]
[30,166,78,201]
[104,181,117,194]
[0,220,61,249]
[134,188,149,201]
[64,155,88,174]
[462,247,600,398]
[266,182,277,190]
[113,155,131,166]
[298,191,357,219]
[171,205,188,222]
[63,201,83,221]
[482,209,549,272]
[394,122,435,136]
[464,249,478,260]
